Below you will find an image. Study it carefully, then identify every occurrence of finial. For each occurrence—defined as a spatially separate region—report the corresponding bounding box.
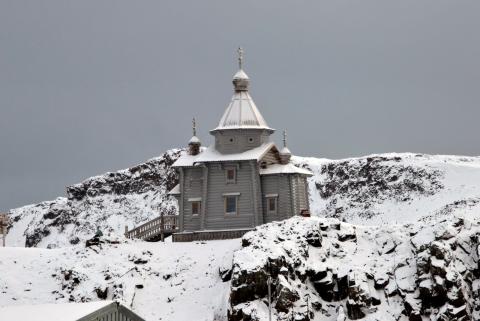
[238,47,244,70]
[192,117,197,137]
[283,130,287,148]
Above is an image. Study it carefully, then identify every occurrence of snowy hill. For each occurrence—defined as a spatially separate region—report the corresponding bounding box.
[1,216,479,320]
[6,152,480,248]
[6,149,181,248]
[2,151,480,320]
[294,153,480,225]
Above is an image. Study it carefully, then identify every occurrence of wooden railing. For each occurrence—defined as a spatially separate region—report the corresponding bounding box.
[125,215,178,242]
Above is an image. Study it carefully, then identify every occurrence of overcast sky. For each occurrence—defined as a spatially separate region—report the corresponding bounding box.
[1,1,479,211]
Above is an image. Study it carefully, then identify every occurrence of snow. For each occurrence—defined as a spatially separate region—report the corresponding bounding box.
[173,143,275,167]
[0,301,112,321]
[293,153,480,225]
[0,239,241,321]
[259,163,312,176]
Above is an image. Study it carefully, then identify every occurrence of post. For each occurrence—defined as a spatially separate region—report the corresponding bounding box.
[160,213,165,242]
[267,276,272,321]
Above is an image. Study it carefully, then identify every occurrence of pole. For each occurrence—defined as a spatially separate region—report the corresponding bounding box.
[160,213,165,242]
[267,276,272,321]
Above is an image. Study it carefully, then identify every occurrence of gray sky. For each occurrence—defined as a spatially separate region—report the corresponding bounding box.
[1,1,479,211]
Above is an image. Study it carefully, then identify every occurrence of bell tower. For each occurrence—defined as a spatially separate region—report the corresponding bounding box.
[210,48,274,154]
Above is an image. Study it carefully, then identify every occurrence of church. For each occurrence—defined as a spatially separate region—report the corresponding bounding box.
[169,49,312,241]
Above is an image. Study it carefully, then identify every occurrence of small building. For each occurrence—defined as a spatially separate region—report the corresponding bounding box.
[170,49,312,242]
[0,301,145,321]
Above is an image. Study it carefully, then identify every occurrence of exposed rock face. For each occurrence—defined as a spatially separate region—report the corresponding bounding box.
[294,154,445,222]
[7,150,182,247]
[228,216,480,321]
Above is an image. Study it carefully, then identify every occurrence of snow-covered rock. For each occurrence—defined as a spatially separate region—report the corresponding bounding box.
[229,216,480,321]
[6,149,181,248]
[7,152,480,248]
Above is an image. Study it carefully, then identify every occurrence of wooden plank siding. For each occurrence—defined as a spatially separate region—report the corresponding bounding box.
[213,129,271,154]
[173,229,251,242]
[261,175,294,223]
[204,161,256,230]
[181,167,204,231]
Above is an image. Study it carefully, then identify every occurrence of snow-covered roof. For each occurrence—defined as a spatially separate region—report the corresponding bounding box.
[189,136,201,145]
[233,69,249,80]
[211,91,273,132]
[259,163,313,176]
[0,301,113,321]
[280,146,291,155]
[168,184,180,195]
[172,143,276,167]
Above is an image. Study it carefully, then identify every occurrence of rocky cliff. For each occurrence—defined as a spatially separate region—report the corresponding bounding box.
[6,149,181,247]
[228,216,480,321]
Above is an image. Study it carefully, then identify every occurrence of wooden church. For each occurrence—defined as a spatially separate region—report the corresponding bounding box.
[169,49,312,241]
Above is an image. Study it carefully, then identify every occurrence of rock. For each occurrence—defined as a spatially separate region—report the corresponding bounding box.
[274,275,299,313]
[346,299,365,320]
[305,228,322,247]
[95,287,108,299]
[220,266,233,282]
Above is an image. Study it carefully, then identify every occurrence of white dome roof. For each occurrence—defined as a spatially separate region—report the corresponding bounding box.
[211,69,274,133]
[212,91,273,132]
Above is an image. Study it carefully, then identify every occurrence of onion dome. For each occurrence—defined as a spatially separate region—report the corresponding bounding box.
[211,47,274,134]
[189,118,201,156]
[279,130,292,164]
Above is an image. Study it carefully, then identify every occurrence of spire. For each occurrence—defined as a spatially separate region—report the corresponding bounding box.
[280,129,292,164]
[233,47,250,92]
[210,48,274,134]
[189,117,201,155]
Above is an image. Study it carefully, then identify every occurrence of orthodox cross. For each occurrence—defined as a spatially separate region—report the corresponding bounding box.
[238,47,244,70]
[283,130,288,148]
[192,117,197,137]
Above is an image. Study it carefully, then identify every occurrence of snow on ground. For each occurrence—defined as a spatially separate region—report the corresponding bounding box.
[0,238,241,321]
[294,153,480,225]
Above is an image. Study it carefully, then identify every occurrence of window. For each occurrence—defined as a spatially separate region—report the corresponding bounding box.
[225,195,238,215]
[191,201,201,216]
[248,137,254,143]
[229,137,234,143]
[226,168,236,184]
[267,197,277,214]
[265,194,278,214]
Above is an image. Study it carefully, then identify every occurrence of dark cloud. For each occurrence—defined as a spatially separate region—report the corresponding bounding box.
[1,0,479,211]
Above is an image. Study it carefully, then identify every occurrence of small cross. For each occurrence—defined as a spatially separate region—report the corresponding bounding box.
[238,47,244,69]
[192,117,197,137]
[283,130,288,148]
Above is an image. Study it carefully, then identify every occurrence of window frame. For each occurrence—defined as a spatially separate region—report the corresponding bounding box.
[191,201,201,216]
[266,195,278,214]
[224,194,239,216]
[225,167,237,184]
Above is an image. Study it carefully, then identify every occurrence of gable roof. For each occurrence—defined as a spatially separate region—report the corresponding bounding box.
[0,301,142,321]
[172,142,277,167]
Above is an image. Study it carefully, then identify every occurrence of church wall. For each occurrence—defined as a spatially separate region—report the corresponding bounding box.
[213,129,271,154]
[204,161,256,230]
[260,175,293,223]
[181,167,203,231]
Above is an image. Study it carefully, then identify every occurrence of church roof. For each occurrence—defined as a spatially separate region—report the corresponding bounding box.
[172,142,276,167]
[259,163,313,176]
[212,90,274,132]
